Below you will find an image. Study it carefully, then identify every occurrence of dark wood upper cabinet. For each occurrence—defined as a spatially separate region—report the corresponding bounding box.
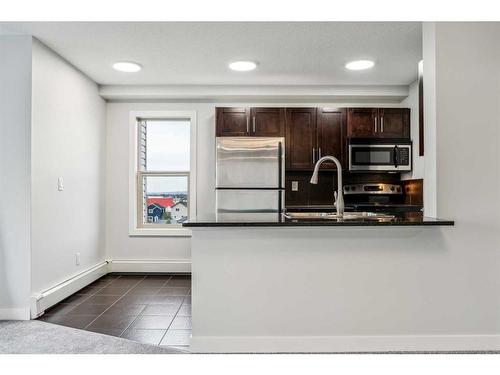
[216,107,285,137]
[378,108,410,139]
[347,108,378,138]
[285,108,346,170]
[317,108,347,169]
[285,108,317,170]
[250,107,285,137]
[216,107,250,137]
[348,108,410,139]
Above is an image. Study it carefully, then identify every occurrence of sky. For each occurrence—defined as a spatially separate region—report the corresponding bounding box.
[145,175,188,195]
[144,119,190,193]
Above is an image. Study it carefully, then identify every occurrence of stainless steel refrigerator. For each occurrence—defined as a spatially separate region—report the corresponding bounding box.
[216,137,285,221]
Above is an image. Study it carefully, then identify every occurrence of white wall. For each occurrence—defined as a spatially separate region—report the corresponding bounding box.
[401,79,425,180]
[30,39,106,293]
[106,100,409,265]
[434,22,500,305]
[423,23,437,217]
[0,36,32,319]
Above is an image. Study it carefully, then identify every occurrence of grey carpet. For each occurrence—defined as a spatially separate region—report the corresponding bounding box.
[0,320,186,354]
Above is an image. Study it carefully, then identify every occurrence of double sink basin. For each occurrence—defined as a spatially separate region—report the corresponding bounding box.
[283,211,396,221]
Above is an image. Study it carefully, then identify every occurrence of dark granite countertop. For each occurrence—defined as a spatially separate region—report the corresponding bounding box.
[286,204,423,213]
[183,212,454,227]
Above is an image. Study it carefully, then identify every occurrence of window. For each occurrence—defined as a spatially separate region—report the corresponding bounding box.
[129,111,196,236]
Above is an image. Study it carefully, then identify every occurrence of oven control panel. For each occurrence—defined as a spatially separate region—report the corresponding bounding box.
[343,183,403,195]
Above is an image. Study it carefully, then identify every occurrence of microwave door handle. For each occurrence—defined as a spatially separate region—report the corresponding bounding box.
[393,145,399,168]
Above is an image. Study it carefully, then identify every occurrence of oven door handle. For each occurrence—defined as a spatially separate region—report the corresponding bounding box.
[393,145,399,168]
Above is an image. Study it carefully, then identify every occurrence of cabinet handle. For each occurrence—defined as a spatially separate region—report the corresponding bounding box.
[381,117,384,132]
[318,147,322,159]
[374,116,378,132]
[252,116,256,133]
[312,148,316,164]
[246,115,250,133]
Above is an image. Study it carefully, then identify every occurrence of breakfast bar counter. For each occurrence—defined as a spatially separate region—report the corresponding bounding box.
[182,212,454,227]
[184,213,460,353]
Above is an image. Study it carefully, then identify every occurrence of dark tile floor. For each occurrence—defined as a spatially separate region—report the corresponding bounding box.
[38,274,192,350]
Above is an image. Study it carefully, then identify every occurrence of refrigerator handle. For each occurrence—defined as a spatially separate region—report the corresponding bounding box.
[246,115,250,133]
[278,190,283,220]
[278,141,283,217]
[278,141,283,189]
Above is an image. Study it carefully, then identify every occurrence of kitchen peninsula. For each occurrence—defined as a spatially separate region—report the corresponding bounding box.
[184,215,454,353]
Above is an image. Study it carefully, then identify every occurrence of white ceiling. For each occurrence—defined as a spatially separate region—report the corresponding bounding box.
[0,22,422,86]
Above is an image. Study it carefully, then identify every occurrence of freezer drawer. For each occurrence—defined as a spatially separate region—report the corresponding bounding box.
[216,189,284,221]
[216,137,284,188]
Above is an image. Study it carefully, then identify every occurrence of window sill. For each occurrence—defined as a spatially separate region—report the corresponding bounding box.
[129,227,192,237]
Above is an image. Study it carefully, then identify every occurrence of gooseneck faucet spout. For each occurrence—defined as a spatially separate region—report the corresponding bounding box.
[310,156,344,217]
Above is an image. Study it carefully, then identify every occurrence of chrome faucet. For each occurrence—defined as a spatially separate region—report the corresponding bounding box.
[310,156,344,217]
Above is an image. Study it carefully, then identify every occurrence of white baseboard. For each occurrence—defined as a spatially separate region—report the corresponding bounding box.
[30,261,109,318]
[190,334,500,353]
[0,308,31,320]
[109,259,191,273]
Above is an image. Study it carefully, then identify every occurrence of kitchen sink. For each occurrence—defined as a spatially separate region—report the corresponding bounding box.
[282,211,396,221]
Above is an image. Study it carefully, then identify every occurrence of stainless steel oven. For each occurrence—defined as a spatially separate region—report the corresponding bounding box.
[349,141,412,171]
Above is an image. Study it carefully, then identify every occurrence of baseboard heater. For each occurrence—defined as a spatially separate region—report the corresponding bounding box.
[30,259,192,318]
[30,261,109,319]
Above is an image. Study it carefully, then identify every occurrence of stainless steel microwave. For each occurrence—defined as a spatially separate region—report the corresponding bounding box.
[349,142,412,172]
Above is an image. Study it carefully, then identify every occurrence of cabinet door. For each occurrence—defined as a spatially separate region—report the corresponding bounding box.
[285,108,317,170]
[347,108,378,138]
[317,108,346,169]
[216,107,249,136]
[378,108,410,139]
[250,108,285,137]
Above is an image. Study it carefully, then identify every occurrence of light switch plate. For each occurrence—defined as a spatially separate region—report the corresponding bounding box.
[291,181,299,192]
[57,177,64,191]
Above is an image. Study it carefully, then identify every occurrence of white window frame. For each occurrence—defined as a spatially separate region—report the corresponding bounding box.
[129,111,196,236]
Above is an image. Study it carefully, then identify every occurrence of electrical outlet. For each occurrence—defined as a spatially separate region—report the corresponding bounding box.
[291,181,299,192]
[75,253,80,266]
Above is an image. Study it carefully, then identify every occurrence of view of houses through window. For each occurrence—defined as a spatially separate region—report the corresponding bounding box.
[138,118,190,225]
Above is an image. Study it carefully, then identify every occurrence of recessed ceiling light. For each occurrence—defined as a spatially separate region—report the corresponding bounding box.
[345,60,375,71]
[112,61,142,72]
[229,61,257,72]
